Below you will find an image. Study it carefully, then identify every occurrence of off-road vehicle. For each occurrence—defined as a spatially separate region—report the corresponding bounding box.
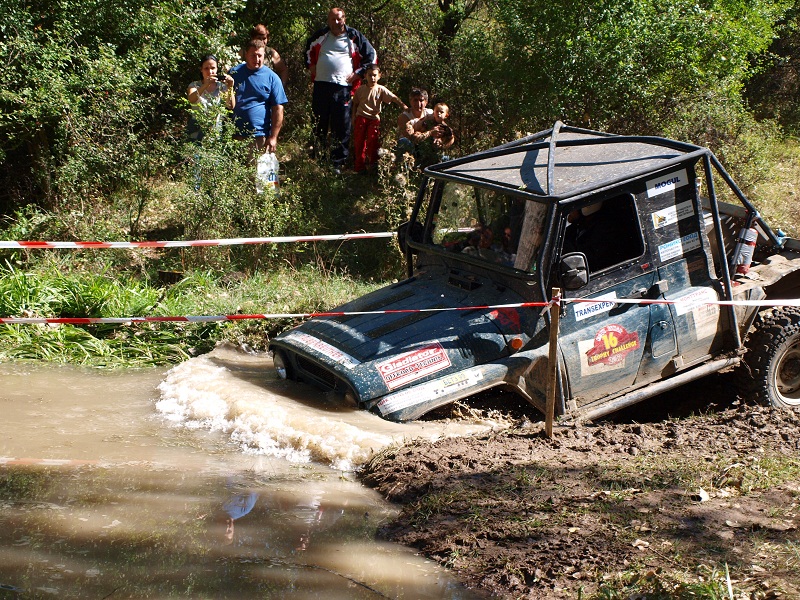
[270,122,800,421]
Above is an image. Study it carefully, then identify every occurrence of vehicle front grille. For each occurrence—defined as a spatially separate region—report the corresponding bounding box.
[296,355,338,390]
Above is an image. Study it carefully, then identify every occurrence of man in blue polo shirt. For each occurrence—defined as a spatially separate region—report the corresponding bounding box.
[230,39,288,153]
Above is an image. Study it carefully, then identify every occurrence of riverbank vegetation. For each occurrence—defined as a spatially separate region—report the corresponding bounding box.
[3,1,800,366]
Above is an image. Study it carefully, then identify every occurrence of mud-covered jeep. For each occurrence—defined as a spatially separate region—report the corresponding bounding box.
[270,122,800,421]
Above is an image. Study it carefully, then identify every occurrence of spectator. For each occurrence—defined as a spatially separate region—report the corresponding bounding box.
[305,7,377,172]
[394,87,433,164]
[229,39,288,154]
[186,54,234,142]
[396,87,432,145]
[248,24,289,87]
[406,102,455,167]
[351,66,407,173]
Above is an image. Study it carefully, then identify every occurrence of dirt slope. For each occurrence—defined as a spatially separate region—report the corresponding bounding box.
[360,381,800,599]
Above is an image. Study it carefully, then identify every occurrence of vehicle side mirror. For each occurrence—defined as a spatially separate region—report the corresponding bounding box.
[559,252,589,290]
[397,221,423,255]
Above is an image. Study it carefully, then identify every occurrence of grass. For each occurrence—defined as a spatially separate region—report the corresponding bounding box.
[589,452,800,497]
[0,262,385,366]
[592,565,737,600]
[748,136,800,237]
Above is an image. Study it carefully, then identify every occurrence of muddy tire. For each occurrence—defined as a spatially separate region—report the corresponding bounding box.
[742,307,800,408]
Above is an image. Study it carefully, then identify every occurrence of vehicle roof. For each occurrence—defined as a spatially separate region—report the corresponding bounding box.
[426,121,709,202]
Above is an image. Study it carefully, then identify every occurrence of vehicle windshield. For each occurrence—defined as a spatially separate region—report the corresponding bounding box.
[422,181,547,273]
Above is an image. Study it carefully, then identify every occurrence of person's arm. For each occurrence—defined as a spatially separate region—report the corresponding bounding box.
[408,116,432,143]
[351,28,376,80]
[271,49,289,86]
[304,28,325,81]
[223,74,235,110]
[382,88,408,112]
[188,80,216,105]
[434,123,455,149]
[437,134,455,149]
[266,104,284,153]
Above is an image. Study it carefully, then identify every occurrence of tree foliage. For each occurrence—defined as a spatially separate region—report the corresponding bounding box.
[0,0,796,230]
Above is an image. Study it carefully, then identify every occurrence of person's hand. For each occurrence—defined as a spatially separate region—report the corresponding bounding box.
[224,74,234,88]
[401,103,409,112]
[346,72,359,85]
[265,136,278,154]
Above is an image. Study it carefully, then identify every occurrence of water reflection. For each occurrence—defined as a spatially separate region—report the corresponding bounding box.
[0,354,486,599]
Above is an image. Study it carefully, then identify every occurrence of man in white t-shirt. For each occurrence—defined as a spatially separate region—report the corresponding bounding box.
[304,7,377,171]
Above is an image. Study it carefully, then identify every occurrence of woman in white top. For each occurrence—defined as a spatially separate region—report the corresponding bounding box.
[186,54,234,142]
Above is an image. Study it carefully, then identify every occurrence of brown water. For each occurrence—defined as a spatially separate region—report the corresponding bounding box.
[0,346,500,599]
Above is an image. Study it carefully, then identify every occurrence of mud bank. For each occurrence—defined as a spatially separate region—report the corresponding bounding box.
[360,398,800,598]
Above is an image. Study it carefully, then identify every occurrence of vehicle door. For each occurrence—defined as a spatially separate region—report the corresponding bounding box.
[641,164,730,370]
[555,191,678,409]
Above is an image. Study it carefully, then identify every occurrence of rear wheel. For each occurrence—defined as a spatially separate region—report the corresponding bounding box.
[743,307,800,408]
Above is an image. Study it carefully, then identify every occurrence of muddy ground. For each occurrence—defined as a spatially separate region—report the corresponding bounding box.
[359,373,800,599]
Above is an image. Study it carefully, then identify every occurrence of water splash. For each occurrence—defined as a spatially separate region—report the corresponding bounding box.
[157,344,508,470]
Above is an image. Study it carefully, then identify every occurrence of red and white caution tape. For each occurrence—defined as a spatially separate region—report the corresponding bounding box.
[3,297,800,326]
[0,231,396,250]
[0,302,551,325]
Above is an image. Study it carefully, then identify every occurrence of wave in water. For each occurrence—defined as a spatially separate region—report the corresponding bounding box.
[156,344,507,470]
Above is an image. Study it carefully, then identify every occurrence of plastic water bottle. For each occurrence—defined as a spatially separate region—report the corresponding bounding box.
[256,152,279,193]
[734,227,758,274]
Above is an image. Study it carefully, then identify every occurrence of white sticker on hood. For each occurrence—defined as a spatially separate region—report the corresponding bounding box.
[283,332,360,369]
[376,342,452,390]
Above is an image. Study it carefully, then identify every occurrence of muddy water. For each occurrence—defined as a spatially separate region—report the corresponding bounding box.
[0,346,498,599]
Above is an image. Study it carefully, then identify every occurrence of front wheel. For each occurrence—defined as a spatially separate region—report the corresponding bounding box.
[743,307,800,408]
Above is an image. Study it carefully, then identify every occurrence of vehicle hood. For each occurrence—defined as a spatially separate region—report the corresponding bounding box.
[271,268,538,401]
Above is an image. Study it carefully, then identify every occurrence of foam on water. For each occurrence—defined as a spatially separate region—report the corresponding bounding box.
[157,344,507,470]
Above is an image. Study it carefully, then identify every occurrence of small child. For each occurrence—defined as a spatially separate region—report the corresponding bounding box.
[406,102,455,167]
[351,66,408,173]
[407,102,454,149]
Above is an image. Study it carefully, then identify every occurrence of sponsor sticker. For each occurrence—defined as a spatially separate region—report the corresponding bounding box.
[672,288,720,340]
[658,232,701,262]
[651,200,695,230]
[283,332,360,369]
[585,324,640,367]
[673,288,717,316]
[376,342,452,390]
[377,369,484,415]
[646,169,689,198]
[574,292,617,322]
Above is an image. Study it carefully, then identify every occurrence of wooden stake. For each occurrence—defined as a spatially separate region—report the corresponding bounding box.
[545,287,561,438]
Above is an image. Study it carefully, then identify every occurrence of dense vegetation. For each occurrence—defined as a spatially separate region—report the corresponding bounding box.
[2,0,800,363]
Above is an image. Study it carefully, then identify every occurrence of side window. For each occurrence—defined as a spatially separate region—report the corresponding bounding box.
[429,183,529,269]
[562,193,645,273]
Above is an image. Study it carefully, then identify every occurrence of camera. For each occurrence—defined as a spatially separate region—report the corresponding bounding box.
[217,73,226,82]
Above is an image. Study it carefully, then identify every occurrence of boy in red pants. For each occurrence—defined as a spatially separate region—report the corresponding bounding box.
[351,66,408,173]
